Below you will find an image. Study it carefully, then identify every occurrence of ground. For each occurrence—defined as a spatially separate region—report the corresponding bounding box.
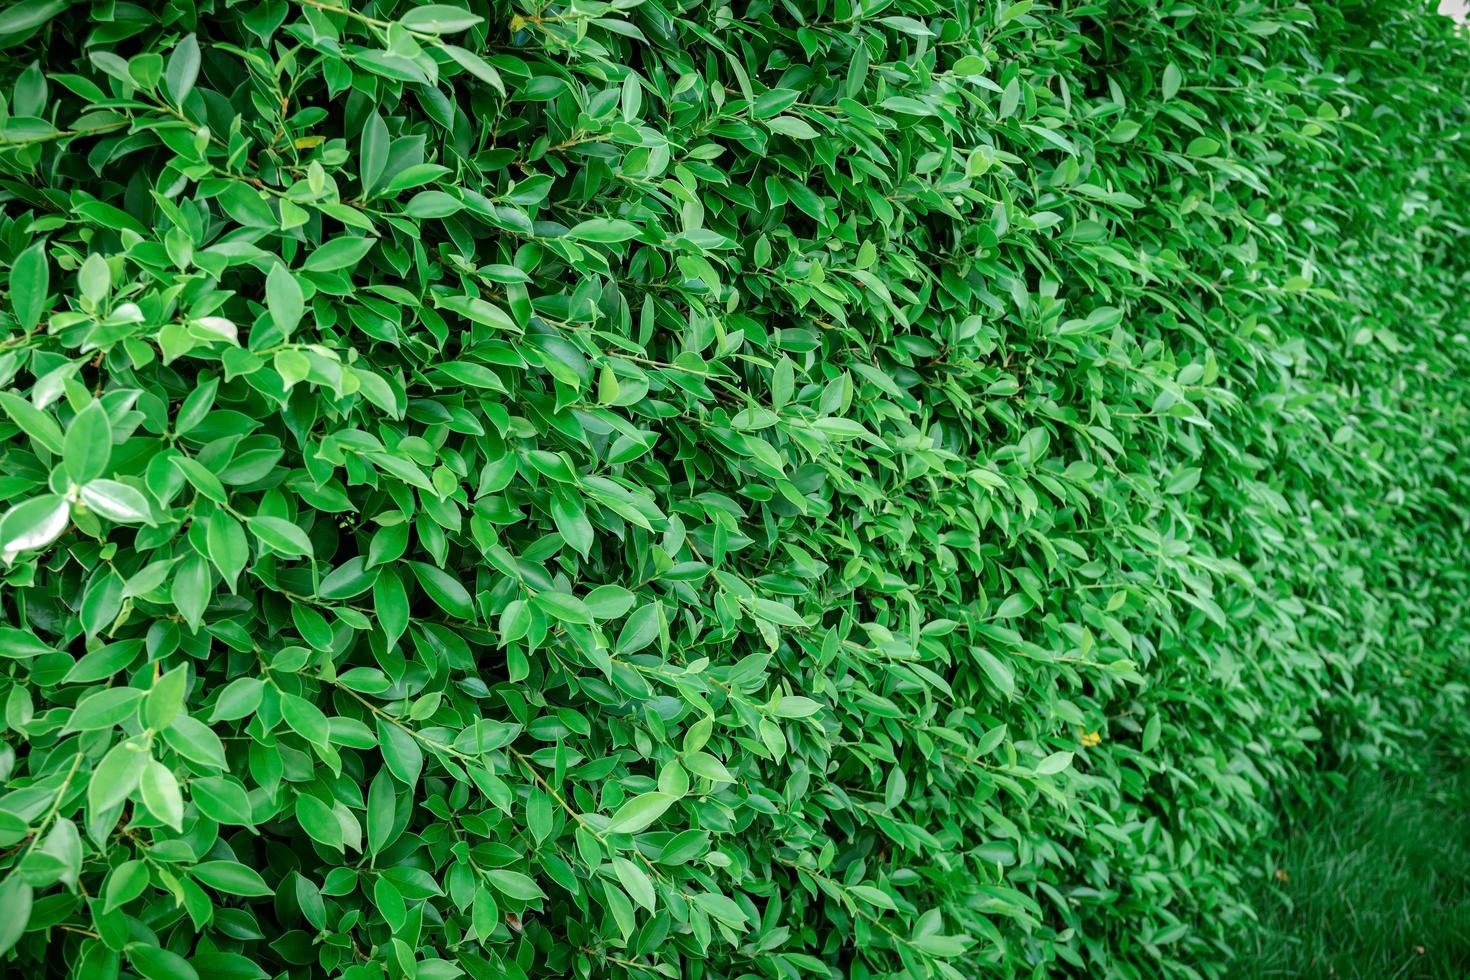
[1239,760,1470,978]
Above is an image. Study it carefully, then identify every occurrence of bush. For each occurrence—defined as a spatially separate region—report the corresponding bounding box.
[0,0,1467,977]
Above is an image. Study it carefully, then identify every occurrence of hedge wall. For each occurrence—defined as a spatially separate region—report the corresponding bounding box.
[0,0,1467,977]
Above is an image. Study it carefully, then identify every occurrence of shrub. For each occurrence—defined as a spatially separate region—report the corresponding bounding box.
[0,0,1467,977]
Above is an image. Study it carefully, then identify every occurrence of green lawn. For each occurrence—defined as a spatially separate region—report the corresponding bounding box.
[1238,761,1470,978]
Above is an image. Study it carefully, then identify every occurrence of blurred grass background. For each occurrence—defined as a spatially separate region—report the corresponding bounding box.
[1239,761,1470,978]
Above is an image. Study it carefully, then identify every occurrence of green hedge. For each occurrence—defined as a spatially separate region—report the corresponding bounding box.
[1,0,1467,977]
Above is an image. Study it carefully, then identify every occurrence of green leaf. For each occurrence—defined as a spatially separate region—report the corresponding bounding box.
[266,264,305,339]
[1187,136,1221,157]
[295,793,344,850]
[612,856,656,911]
[165,34,200,104]
[848,883,898,910]
[400,4,483,32]
[141,758,184,831]
[911,934,969,957]
[193,860,274,897]
[998,0,1033,25]
[304,235,377,272]
[274,349,310,388]
[378,717,423,786]
[606,792,675,834]
[80,479,153,524]
[281,691,331,750]
[64,399,112,483]
[191,775,255,825]
[407,561,473,618]
[367,769,397,854]
[320,557,376,599]
[145,664,189,730]
[767,115,820,139]
[442,44,505,96]
[122,559,175,599]
[248,515,314,558]
[952,55,987,76]
[171,456,228,503]
[691,891,749,929]
[0,390,62,454]
[566,219,641,243]
[105,860,150,913]
[0,878,33,955]
[0,494,70,563]
[90,736,150,812]
[206,509,249,590]
[772,696,823,719]
[361,110,389,194]
[164,714,227,768]
[749,597,806,628]
[188,953,266,980]
[78,252,110,304]
[974,647,1016,698]
[550,488,593,557]
[129,945,201,980]
[616,604,660,654]
[1166,467,1203,495]
[682,751,734,783]
[752,88,800,118]
[8,241,48,332]
[484,868,546,902]
[405,190,464,219]
[584,584,635,619]
[879,14,934,35]
[1142,714,1162,752]
[437,294,520,333]
[374,565,409,649]
[170,554,211,632]
[434,360,509,392]
[535,590,593,626]
[1162,62,1183,100]
[0,626,55,659]
[65,686,144,731]
[0,0,66,38]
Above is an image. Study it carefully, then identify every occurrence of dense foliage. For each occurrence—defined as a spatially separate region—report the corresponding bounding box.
[0,0,1466,976]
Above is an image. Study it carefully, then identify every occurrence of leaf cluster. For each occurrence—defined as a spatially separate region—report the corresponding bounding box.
[0,0,1468,978]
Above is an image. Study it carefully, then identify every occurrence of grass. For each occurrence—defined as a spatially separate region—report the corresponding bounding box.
[1237,759,1470,979]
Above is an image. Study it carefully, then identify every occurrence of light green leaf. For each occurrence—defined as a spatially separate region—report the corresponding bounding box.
[606,792,675,834]
[90,736,150,812]
[80,479,153,524]
[8,241,48,332]
[407,561,473,619]
[266,264,305,338]
[145,664,189,730]
[400,4,483,32]
[140,758,184,831]
[772,696,823,719]
[192,861,274,897]
[0,878,32,955]
[566,219,641,243]
[64,400,112,483]
[484,868,546,902]
[0,494,70,563]
[165,34,200,104]
[248,515,314,558]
